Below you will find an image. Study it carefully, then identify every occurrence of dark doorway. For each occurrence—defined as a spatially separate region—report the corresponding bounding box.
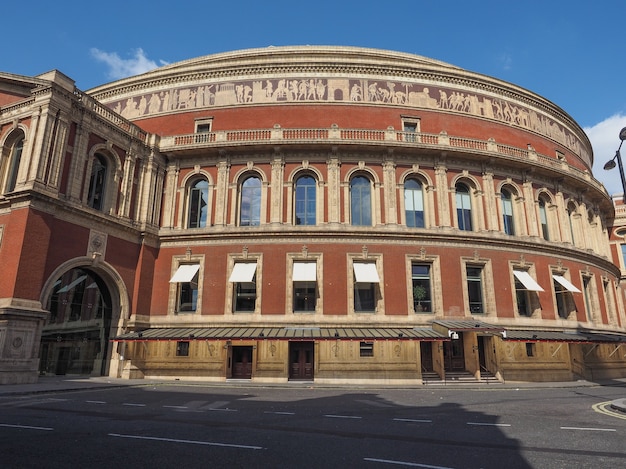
[443,333,465,371]
[231,346,253,379]
[420,342,433,372]
[478,336,487,371]
[289,342,314,380]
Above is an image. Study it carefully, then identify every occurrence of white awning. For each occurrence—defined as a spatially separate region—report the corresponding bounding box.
[229,262,257,282]
[169,264,200,283]
[513,270,544,292]
[552,275,581,293]
[293,262,317,281]
[353,262,380,283]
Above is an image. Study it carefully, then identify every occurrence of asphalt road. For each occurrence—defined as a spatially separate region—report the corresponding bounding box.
[1,383,625,468]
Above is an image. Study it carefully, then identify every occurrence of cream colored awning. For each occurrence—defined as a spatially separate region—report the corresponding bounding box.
[293,262,317,281]
[228,262,257,282]
[513,270,544,292]
[353,262,380,283]
[552,275,581,293]
[169,264,200,283]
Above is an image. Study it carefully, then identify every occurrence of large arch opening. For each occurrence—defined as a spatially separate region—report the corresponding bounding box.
[39,267,117,376]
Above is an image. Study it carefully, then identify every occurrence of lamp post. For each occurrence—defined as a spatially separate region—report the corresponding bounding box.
[603,127,626,202]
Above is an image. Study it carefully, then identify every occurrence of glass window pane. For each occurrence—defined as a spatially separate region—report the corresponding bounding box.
[351,176,371,226]
[295,176,316,225]
[240,176,261,226]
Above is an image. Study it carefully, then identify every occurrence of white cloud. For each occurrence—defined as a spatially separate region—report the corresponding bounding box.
[90,48,167,80]
[585,113,626,198]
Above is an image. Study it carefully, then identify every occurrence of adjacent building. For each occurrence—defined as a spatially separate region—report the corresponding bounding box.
[1,46,625,385]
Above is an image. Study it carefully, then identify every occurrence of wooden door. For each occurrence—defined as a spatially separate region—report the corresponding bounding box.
[231,346,253,379]
[443,333,465,371]
[289,342,314,380]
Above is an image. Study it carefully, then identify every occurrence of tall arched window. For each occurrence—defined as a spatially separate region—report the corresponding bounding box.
[188,179,209,228]
[240,175,262,226]
[404,178,424,228]
[87,154,107,211]
[4,136,24,193]
[538,197,550,240]
[455,183,472,231]
[295,175,316,225]
[501,188,515,235]
[350,175,372,226]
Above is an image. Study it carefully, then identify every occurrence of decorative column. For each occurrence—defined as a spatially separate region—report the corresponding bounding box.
[382,156,397,225]
[327,152,341,224]
[214,157,230,226]
[270,153,285,224]
[434,161,450,227]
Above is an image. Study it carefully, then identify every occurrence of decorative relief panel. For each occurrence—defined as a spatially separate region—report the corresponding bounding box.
[105,76,588,162]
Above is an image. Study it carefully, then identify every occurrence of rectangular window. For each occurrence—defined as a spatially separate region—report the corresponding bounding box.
[360,341,374,357]
[176,341,190,357]
[621,244,626,268]
[552,274,579,319]
[353,262,379,312]
[229,262,258,312]
[466,266,484,314]
[169,264,200,313]
[412,264,432,313]
[513,270,543,317]
[194,118,213,143]
[401,117,420,143]
[293,262,317,312]
[525,342,535,357]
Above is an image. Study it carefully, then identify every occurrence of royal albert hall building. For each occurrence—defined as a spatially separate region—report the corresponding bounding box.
[2,46,626,385]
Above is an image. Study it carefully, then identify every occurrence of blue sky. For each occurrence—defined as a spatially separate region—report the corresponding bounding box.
[3,1,626,195]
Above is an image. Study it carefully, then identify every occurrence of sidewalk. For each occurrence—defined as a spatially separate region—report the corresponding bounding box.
[4,374,624,413]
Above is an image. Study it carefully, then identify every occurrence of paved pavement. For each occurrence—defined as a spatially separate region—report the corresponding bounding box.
[1,374,625,413]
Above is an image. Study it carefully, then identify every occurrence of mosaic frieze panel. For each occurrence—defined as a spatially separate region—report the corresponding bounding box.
[106,77,588,162]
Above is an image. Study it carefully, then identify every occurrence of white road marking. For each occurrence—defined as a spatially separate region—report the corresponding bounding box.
[324,414,362,419]
[122,403,146,407]
[264,411,295,415]
[108,433,263,450]
[560,426,616,432]
[364,457,455,468]
[0,423,54,431]
[163,405,188,409]
[466,422,511,427]
[393,418,432,423]
[86,400,106,404]
[208,408,237,412]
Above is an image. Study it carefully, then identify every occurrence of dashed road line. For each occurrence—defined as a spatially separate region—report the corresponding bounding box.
[86,400,106,404]
[108,432,264,450]
[393,418,432,423]
[364,457,455,468]
[264,411,295,415]
[466,422,511,427]
[324,414,362,419]
[0,423,54,431]
[560,426,616,432]
[122,403,146,407]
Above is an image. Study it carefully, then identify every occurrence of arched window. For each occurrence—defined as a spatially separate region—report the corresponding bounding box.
[455,183,472,231]
[294,175,316,225]
[87,154,107,211]
[538,197,550,240]
[1,132,25,194]
[501,188,515,235]
[188,179,209,228]
[404,178,424,228]
[350,176,372,226]
[240,175,262,226]
[4,136,24,192]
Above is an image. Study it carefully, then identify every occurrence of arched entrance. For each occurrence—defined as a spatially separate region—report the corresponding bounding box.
[39,266,118,376]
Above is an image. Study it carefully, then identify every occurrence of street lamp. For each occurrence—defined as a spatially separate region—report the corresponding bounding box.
[603,127,626,202]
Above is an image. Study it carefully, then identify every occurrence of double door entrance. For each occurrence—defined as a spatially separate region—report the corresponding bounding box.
[443,333,465,371]
[289,342,314,380]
